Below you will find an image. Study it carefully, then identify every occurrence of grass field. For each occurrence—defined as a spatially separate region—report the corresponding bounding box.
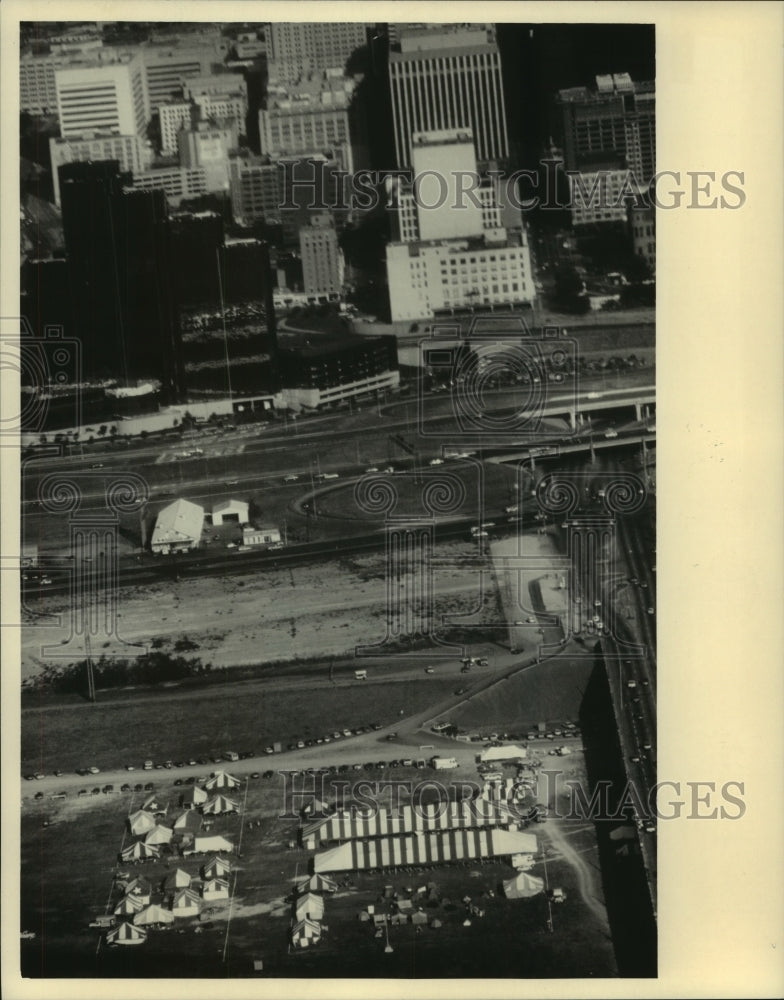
[440,654,596,732]
[21,675,460,774]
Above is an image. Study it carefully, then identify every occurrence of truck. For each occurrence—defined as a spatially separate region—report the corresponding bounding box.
[224,750,239,762]
[354,669,367,680]
[431,756,459,770]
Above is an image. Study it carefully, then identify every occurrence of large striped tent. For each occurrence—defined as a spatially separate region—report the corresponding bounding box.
[313,828,538,874]
[302,799,512,846]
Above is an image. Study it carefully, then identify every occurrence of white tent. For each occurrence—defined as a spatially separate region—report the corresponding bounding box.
[181,785,208,809]
[172,888,201,917]
[503,872,545,899]
[120,839,159,863]
[107,921,147,946]
[128,810,156,836]
[173,810,203,833]
[295,892,325,922]
[145,824,174,846]
[202,794,239,816]
[202,877,230,901]
[480,744,527,763]
[134,904,175,927]
[204,771,242,791]
[188,834,234,855]
[170,868,192,889]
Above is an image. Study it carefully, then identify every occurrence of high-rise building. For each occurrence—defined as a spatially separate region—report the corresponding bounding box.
[138,40,229,116]
[159,99,194,155]
[59,160,183,398]
[49,132,153,206]
[557,73,656,183]
[388,24,509,169]
[260,70,359,173]
[267,22,368,79]
[385,128,533,323]
[299,214,344,296]
[54,53,147,138]
[177,118,239,192]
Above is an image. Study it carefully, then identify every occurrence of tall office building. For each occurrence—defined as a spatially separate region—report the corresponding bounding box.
[267,22,368,79]
[59,160,183,398]
[385,128,533,322]
[299,214,344,296]
[54,53,147,137]
[557,73,656,184]
[388,24,509,169]
[138,40,228,117]
[49,132,153,206]
[260,71,359,173]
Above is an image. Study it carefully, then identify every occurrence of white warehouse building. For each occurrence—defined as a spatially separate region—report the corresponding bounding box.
[151,499,205,554]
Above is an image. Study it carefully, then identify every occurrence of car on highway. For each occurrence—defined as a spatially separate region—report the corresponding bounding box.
[604,429,618,439]
[283,474,300,482]
[88,766,100,775]
[647,607,655,615]
[587,391,602,400]
[365,466,379,473]
[428,458,444,466]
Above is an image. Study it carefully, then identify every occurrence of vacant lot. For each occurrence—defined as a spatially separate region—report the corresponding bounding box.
[21,541,500,680]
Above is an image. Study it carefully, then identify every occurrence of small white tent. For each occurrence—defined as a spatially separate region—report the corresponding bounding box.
[295,892,325,922]
[128,810,156,836]
[503,872,545,899]
[134,904,175,927]
[145,824,174,846]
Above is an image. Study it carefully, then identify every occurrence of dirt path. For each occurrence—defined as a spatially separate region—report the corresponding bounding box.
[543,817,609,929]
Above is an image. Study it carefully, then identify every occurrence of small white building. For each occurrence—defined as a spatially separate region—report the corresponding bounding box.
[242,524,281,546]
[211,498,249,526]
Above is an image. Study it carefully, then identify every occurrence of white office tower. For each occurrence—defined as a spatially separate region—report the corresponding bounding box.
[388,24,509,169]
[386,129,533,322]
[54,53,147,138]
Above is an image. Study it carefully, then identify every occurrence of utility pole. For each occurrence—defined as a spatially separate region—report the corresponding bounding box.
[85,631,96,703]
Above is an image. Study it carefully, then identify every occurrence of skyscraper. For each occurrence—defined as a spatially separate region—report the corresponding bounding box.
[54,53,147,137]
[299,214,344,296]
[557,73,656,183]
[388,24,509,169]
[59,160,183,398]
[267,22,369,79]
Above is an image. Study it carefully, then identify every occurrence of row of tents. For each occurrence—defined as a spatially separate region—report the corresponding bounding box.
[289,870,339,949]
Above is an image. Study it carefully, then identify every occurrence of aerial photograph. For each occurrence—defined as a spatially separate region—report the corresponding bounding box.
[16,16,657,980]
